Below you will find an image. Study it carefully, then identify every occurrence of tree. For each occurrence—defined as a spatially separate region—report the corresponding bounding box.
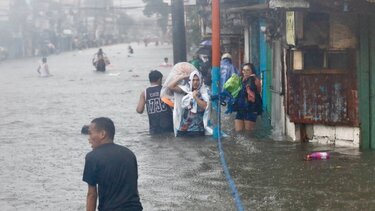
[142,0,169,34]
[185,6,201,50]
[117,13,135,41]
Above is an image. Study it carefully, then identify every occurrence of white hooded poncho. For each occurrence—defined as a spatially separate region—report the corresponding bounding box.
[161,62,212,136]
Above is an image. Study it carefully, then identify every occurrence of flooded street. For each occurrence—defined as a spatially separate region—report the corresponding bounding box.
[0,43,375,210]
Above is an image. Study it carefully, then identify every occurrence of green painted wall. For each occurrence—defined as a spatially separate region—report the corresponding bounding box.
[266,45,272,118]
[358,15,375,149]
[370,16,375,149]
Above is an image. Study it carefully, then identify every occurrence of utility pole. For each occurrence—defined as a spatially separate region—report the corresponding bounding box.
[171,0,186,64]
[211,0,221,138]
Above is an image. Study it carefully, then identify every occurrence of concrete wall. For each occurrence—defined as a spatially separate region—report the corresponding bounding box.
[310,125,360,147]
[285,115,299,141]
[270,40,285,140]
[285,117,360,147]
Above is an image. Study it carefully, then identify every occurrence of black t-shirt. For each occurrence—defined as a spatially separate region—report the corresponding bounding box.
[83,143,142,211]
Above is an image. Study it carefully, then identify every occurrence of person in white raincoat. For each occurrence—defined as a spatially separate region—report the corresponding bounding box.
[36,57,51,77]
[163,62,211,137]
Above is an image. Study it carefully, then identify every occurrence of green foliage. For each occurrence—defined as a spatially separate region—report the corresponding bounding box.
[118,14,135,33]
[142,1,202,48]
[143,0,169,33]
[186,7,202,49]
[118,14,134,25]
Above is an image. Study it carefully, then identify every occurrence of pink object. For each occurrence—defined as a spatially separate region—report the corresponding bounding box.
[305,152,330,161]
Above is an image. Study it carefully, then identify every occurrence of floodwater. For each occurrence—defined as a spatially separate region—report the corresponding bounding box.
[0,43,374,211]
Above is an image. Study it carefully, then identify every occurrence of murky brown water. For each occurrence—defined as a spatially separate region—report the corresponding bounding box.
[0,43,374,211]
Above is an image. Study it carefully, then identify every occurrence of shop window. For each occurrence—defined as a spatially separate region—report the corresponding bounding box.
[327,51,348,69]
[303,48,324,69]
[290,12,355,73]
[291,48,350,72]
[298,13,330,48]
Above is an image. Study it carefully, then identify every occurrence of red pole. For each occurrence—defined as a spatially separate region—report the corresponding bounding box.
[210,3,245,210]
[211,0,220,96]
[211,0,220,68]
[211,0,220,138]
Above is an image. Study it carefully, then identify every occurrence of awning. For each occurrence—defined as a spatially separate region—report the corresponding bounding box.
[269,0,309,9]
[226,0,309,13]
[226,3,268,13]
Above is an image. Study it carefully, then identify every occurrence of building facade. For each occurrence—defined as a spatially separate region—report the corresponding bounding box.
[202,0,375,149]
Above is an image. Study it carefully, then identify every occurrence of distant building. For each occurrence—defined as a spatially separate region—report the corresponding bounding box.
[0,0,10,22]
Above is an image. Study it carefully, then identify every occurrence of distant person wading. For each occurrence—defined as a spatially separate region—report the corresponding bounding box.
[36,57,51,77]
[92,48,110,72]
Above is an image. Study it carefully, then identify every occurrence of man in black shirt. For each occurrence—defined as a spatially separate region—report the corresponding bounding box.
[83,117,142,211]
[136,70,173,134]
